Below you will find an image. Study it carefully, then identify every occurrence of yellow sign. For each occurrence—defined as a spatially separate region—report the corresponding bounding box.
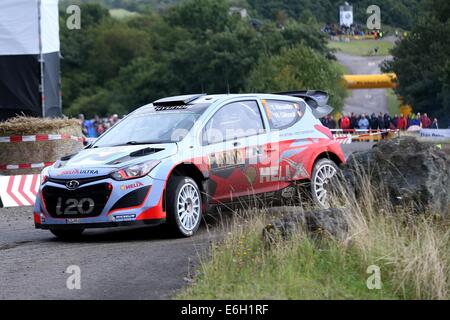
[342,73,397,89]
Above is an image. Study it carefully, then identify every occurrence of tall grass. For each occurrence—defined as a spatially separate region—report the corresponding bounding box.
[179,171,450,300]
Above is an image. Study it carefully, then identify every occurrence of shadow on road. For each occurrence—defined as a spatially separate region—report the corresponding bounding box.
[44,210,235,244]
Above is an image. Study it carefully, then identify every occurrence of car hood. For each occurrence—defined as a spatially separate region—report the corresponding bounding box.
[48,143,177,179]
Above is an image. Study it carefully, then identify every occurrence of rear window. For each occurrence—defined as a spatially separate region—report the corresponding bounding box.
[263,100,306,130]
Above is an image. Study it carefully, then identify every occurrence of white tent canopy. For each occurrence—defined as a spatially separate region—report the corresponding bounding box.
[0,0,60,55]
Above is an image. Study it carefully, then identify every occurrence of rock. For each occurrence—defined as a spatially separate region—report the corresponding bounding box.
[263,207,349,245]
[342,136,450,217]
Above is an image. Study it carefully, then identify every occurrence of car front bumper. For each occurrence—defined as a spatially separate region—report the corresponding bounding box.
[33,174,167,229]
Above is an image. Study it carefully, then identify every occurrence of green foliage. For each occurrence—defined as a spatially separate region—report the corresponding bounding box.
[165,0,231,34]
[247,0,424,30]
[382,0,450,118]
[62,1,340,117]
[245,45,347,113]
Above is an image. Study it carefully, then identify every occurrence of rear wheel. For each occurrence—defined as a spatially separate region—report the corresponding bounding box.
[311,158,339,208]
[166,176,202,237]
[50,229,84,240]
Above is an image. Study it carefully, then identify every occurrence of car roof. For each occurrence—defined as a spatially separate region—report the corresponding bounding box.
[133,93,306,116]
[188,93,304,104]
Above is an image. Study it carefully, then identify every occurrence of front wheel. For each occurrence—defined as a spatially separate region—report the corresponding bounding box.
[166,176,202,237]
[50,229,84,240]
[311,158,339,208]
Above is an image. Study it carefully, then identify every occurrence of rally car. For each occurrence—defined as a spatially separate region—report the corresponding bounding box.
[34,92,345,238]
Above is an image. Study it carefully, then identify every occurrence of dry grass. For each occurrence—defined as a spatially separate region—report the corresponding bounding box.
[0,116,81,136]
[332,172,450,299]
[0,117,83,175]
[179,171,450,300]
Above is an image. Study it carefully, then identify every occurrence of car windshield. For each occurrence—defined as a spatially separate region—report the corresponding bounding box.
[93,108,203,147]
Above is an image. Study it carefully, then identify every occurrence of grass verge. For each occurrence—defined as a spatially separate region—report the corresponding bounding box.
[328,40,394,56]
[178,179,450,300]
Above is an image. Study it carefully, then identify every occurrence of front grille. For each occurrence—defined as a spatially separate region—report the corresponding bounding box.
[42,183,112,218]
[47,175,110,187]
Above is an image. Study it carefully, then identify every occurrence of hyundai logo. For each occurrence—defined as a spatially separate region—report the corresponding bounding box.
[66,180,80,190]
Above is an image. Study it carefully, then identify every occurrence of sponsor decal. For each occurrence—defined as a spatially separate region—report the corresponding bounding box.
[421,129,450,138]
[113,214,136,222]
[208,146,267,170]
[120,182,144,191]
[259,162,307,183]
[57,169,99,176]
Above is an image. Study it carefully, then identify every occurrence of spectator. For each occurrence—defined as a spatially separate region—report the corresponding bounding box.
[431,118,439,129]
[340,114,351,130]
[358,114,370,129]
[411,114,421,127]
[96,123,105,136]
[350,113,358,129]
[370,113,379,130]
[406,114,412,128]
[329,116,337,129]
[392,114,399,128]
[421,113,432,128]
[321,116,331,128]
[397,114,407,130]
[81,114,97,138]
[377,112,385,130]
[383,113,391,130]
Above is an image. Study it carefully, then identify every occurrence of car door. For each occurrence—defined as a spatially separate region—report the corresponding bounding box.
[201,99,274,202]
[261,99,309,189]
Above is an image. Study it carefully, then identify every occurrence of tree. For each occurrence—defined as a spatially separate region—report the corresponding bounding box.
[245,44,347,112]
[382,0,450,118]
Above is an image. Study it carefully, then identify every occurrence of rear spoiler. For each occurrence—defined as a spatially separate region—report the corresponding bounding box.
[275,90,333,118]
[153,94,206,107]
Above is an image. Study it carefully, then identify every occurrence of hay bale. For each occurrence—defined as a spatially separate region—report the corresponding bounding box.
[0,117,84,175]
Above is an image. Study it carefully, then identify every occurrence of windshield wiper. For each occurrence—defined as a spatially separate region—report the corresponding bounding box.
[122,141,169,146]
[94,141,172,148]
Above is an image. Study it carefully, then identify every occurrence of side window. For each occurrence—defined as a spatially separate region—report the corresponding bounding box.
[263,100,306,130]
[203,101,265,145]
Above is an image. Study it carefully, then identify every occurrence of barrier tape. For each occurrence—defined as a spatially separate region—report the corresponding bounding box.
[0,134,84,144]
[0,162,54,171]
[0,174,40,207]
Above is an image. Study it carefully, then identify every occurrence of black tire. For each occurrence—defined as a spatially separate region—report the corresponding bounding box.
[50,229,84,240]
[310,158,340,208]
[166,176,202,237]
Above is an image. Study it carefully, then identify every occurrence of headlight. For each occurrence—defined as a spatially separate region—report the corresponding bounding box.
[111,160,160,181]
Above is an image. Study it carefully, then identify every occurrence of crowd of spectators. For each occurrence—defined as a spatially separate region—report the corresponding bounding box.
[78,114,120,138]
[322,23,383,38]
[321,112,439,131]
[78,112,439,139]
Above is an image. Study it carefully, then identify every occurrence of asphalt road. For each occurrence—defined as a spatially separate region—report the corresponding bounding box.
[0,143,373,300]
[336,51,391,115]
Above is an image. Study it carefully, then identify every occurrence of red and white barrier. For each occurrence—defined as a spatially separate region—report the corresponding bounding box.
[0,134,84,144]
[334,134,353,144]
[0,174,40,207]
[0,162,53,171]
[331,129,400,143]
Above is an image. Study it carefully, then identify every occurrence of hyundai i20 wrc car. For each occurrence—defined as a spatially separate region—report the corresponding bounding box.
[34,92,345,238]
